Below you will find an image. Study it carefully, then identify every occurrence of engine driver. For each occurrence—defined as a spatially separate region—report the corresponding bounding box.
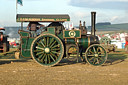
[27,22,44,37]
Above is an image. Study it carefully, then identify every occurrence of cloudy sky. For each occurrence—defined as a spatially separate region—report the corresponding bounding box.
[0,0,128,27]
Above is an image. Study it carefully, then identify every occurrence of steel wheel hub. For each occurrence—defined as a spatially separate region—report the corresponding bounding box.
[94,54,98,57]
[44,47,50,53]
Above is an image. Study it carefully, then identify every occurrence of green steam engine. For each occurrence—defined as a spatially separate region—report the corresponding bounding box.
[16,12,107,66]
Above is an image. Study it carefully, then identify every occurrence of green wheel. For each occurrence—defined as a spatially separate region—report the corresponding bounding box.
[85,44,107,66]
[31,34,64,66]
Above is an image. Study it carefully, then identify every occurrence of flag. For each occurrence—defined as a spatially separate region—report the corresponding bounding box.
[17,0,23,6]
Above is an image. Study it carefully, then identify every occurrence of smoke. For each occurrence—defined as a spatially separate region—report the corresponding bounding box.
[109,15,128,24]
[110,16,119,22]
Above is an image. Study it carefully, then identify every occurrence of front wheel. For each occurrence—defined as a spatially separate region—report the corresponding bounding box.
[85,44,107,66]
[31,34,64,67]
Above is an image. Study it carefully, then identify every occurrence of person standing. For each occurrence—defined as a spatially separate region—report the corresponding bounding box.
[125,36,128,52]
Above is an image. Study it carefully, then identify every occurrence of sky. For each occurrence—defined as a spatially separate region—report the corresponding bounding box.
[0,0,128,27]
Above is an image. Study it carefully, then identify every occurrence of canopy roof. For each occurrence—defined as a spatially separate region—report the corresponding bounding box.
[16,14,70,22]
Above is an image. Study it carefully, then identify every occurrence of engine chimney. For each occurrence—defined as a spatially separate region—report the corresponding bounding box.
[91,12,96,36]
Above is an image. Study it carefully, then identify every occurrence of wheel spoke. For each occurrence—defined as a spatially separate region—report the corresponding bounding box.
[97,47,100,52]
[89,57,95,61]
[98,51,105,54]
[96,58,100,64]
[36,42,44,48]
[51,44,60,49]
[38,52,44,59]
[99,54,105,57]
[50,52,58,60]
[36,51,44,56]
[98,57,103,61]
[47,54,51,64]
[36,46,44,50]
[34,50,42,52]
[50,41,56,48]
[87,54,94,57]
[98,51,102,54]
[43,37,46,46]
[99,48,105,54]
[51,51,60,55]
[49,38,54,46]
[51,48,60,51]
[49,54,56,62]
[93,58,96,64]
[44,54,47,64]
[40,40,46,47]
[89,49,94,54]
[40,53,46,62]
[47,37,49,47]
[93,47,96,53]
[99,47,103,52]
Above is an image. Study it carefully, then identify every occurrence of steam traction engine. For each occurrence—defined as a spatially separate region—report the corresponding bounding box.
[0,28,9,53]
[16,12,107,66]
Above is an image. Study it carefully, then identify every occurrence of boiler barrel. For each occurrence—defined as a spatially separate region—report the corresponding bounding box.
[65,35,99,49]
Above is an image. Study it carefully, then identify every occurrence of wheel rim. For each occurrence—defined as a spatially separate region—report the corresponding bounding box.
[85,44,107,66]
[31,34,64,66]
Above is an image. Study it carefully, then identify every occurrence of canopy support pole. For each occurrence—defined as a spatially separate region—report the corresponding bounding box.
[21,22,23,30]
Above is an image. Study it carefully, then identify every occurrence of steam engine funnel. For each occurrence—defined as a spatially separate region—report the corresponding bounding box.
[91,12,96,36]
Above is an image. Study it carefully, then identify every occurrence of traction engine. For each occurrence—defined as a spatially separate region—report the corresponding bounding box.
[0,28,9,53]
[16,12,107,66]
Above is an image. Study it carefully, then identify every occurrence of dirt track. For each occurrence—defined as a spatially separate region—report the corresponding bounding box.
[0,54,128,85]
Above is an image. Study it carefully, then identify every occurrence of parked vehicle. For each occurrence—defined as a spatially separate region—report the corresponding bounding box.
[0,28,9,52]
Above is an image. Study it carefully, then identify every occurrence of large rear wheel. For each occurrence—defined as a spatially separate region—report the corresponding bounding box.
[31,34,64,67]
